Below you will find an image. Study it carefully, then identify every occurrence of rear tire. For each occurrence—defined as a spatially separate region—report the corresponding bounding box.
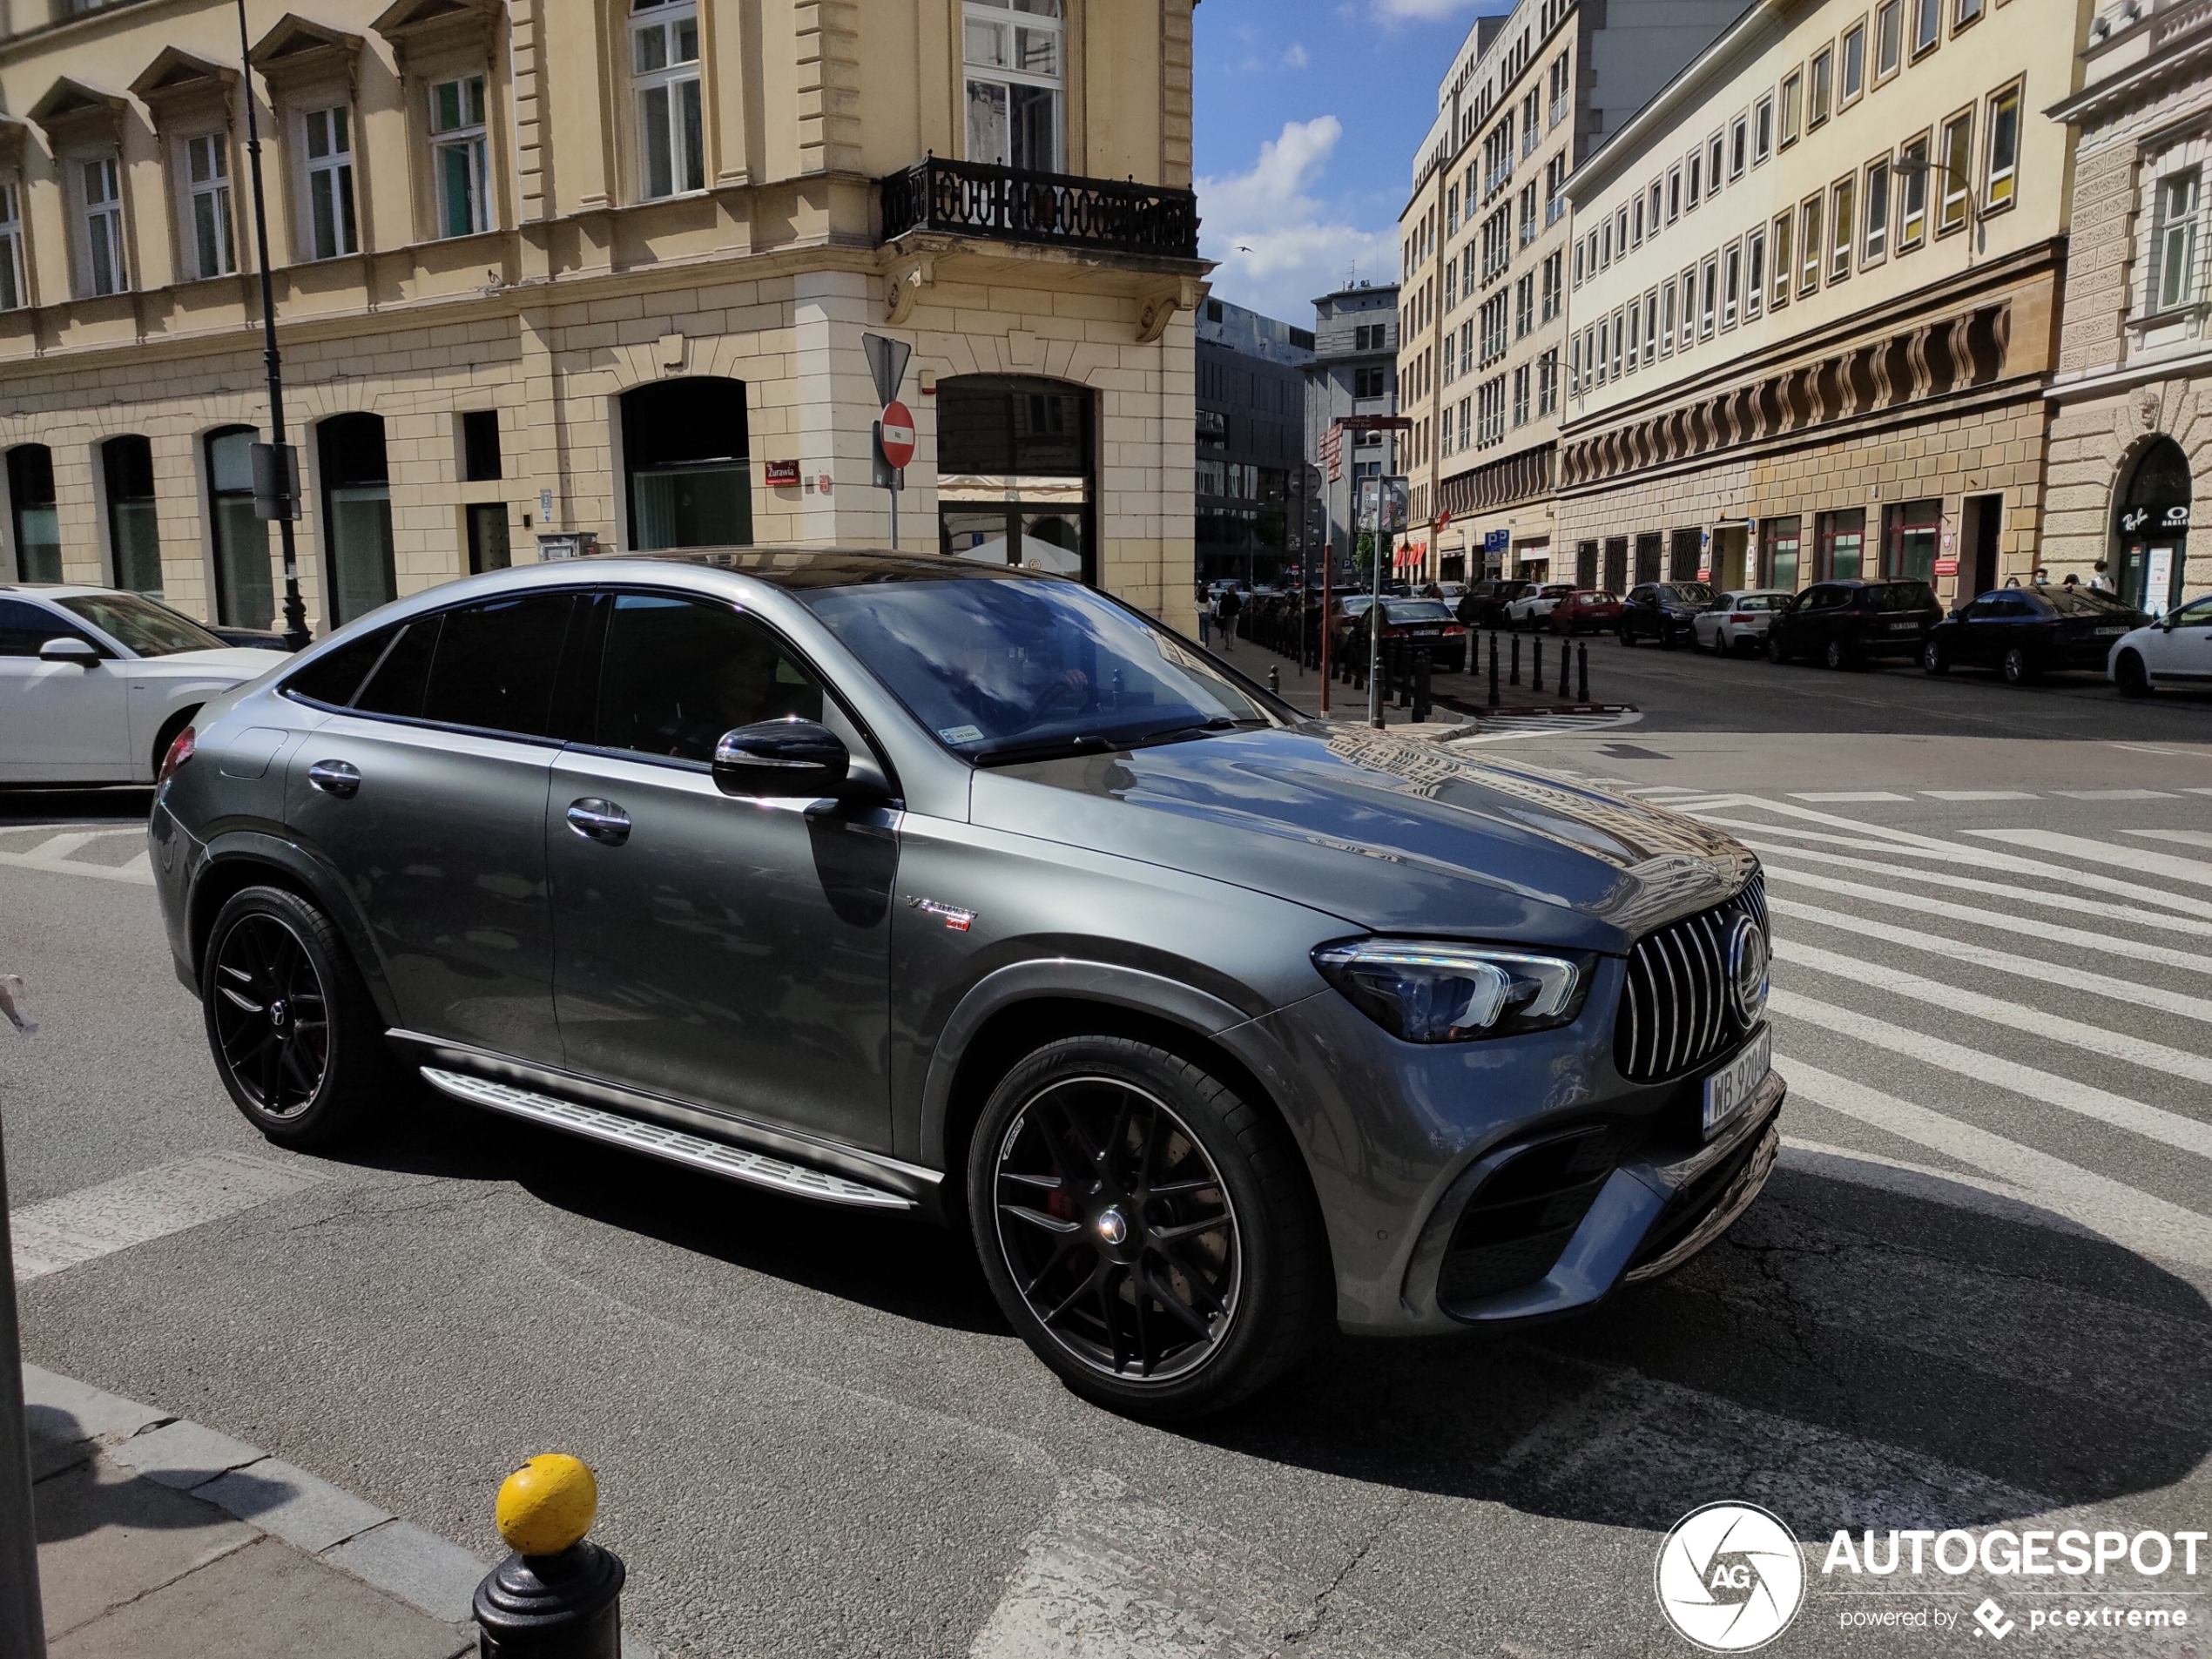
[2115,651,2153,698]
[1618,624,1635,647]
[1767,634,1791,664]
[2002,645,2038,686]
[202,885,395,1148]
[1823,637,1853,671]
[967,1035,1330,1420]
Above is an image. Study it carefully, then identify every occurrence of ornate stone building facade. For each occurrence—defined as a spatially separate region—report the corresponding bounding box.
[2047,0,2212,611]
[0,0,1204,636]
[1555,0,2084,602]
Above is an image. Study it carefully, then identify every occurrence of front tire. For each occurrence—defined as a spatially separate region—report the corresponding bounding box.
[1922,637,1949,676]
[202,885,395,1148]
[1823,637,1853,671]
[2002,645,2038,686]
[1768,634,1791,664]
[967,1035,1329,1420]
[1618,624,1635,647]
[2115,651,2153,698]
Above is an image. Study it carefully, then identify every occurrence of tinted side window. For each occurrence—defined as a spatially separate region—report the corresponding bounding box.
[285,627,398,707]
[0,599,85,657]
[594,593,824,765]
[354,618,440,719]
[418,595,575,737]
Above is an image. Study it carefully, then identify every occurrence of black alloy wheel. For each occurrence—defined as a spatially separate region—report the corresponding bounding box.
[1922,637,1949,676]
[2001,645,2038,686]
[2115,650,2152,698]
[968,1035,1328,1418]
[202,885,393,1147]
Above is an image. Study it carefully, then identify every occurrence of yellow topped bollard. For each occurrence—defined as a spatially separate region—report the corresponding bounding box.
[472,1454,625,1659]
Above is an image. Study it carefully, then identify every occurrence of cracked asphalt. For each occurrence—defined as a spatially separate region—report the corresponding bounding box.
[5,645,2210,1657]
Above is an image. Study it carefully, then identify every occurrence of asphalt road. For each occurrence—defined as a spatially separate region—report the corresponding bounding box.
[5,646,2209,1658]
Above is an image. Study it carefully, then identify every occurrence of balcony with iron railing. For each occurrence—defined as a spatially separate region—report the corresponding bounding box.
[879,156,1200,260]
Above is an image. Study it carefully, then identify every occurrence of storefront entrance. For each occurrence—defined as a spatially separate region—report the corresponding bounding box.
[2116,437,2193,617]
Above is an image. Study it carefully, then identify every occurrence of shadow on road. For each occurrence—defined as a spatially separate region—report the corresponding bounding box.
[0,786,156,825]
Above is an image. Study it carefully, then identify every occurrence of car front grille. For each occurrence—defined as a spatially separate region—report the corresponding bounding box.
[1613,876,1767,1084]
[1437,1123,1638,1305]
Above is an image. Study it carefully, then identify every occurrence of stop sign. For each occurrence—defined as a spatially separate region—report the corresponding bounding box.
[879,401,915,470]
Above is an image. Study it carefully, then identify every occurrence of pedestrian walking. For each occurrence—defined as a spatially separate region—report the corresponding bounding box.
[2091,560,2116,593]
[1197,590,1214,647]
[2032,566,2051,586]
[1217,585,1243,652]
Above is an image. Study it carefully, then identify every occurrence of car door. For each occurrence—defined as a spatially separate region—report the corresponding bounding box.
[546,590,898,1152]
[2148,596,2212,683]
[285,590,582,1062]
[0,598,133,782]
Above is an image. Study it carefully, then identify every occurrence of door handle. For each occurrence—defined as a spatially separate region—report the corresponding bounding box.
[307,759,361,799]
[566,798,631,846]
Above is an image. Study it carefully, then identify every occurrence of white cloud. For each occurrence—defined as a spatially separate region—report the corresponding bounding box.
[1282,41,1310,67]
[1195,117,1399,326]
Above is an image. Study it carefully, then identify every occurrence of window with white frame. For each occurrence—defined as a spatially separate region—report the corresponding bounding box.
[1864,156,1891,262]
[303,105,358,260]
[633,0,704,199]
[1723,243,1741,327]
[965,0,1062,172]
[183,132,235,280]
[429,75,491,238]
[0,183,25,312]
[1984,83,2020,213]
[81,156,126,296]
[1745,226,1764,318]
[2153,168,2201,312]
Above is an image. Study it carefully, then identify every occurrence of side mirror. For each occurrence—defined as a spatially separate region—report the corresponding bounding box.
[39,636,98,666]
[711,717,850,799]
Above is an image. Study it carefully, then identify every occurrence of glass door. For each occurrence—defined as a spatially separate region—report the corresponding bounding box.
[206,428,273,630]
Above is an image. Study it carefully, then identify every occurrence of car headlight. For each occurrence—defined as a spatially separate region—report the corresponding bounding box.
[1312,940,1592,1043]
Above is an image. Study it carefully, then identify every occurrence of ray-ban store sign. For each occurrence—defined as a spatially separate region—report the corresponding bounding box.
[2118,503,2189,534]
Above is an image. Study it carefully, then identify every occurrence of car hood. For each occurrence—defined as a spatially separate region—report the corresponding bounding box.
[129,647,289,677]
[969,723,1753,951]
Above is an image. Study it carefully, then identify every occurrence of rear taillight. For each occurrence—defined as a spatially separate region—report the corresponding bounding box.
[1730,613,1752,623]
[1443,624,1466,635]
[158,725,196,783]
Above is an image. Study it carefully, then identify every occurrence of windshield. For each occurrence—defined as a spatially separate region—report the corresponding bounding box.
[799,577,1285,765]
[56,592,226,657]
[1666,584,1715,606]
[1864,582,1937,613]
[2043,586,2136,617]
[1731,595,1778,612]
[1382,600,1454,623]
[1336,596,1376,615]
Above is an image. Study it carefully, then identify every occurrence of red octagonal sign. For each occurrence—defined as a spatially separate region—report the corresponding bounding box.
[879,401,915,470]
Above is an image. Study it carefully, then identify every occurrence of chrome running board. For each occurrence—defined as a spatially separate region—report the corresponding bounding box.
[419,1067,915,1211]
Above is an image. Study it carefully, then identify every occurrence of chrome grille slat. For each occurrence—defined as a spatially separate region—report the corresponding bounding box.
[1612,882,1767,1084]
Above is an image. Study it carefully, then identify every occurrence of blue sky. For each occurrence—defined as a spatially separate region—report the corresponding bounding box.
[1193,0,1508,327]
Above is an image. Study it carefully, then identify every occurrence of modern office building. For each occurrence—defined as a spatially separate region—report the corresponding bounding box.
[1395,0,1744,584]
[0,0,1206,635]
[2045,0,2209,612]
[1194,294,1312,588]
[1554,0,2084,601]
[1304,278,1399,578]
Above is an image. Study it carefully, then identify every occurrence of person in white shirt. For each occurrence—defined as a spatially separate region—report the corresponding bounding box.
[2090,561,2115,593]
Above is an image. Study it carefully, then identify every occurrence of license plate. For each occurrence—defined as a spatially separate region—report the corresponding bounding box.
[1888,621,1917,631]
[1702,1028,1772,1138]
[2097,626,2127,636]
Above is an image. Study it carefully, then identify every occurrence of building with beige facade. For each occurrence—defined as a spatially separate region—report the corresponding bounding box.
[1554,0,2086,605]
[1395,0,1742,585]
[0,0,1204,637]
[2046,0,2212,612]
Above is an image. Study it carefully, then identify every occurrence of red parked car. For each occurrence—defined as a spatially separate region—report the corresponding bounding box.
[1548,590,1622,635]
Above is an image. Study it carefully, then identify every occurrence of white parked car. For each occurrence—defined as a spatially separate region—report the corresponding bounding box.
[0,586,287,785]
[1505,583,1575,629]
[1693,589,1793,654]
[2108,593,2212,697]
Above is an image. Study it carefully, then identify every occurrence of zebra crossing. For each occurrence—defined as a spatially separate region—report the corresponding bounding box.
[0,820,152,883]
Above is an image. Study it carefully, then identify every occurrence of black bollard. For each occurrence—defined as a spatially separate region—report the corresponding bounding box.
[1510,632,1521,687]
[1396,641,1412,709]
[1488,640,1501,708]
[475,1456,624,1659]
[1578,641,1590,702]
[1413,650,1432,723]
[1533,635,1544,694]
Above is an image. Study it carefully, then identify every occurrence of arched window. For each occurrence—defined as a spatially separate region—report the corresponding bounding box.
[621,377,749,550]
[206,426,273,630]
[318,413,395,625]
[935,375,1094,583]
[5,444,58,583]
[102,435,162,596]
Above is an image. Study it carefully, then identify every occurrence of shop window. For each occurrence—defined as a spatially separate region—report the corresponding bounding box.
[429,75,490,238]
[936,374,1094,582]
[621,377,751,550]
[102,435,161,597]
[1761,515,1802,590]
[6,444,59,583]
[182,132,235,280]
[317,412,397,627]
[964,0,1062,172]
[206,427,273,631]
[1884,499,1941,580]
[632,0,704,199]
[1817,508,1865,580]
[302,105,358,260]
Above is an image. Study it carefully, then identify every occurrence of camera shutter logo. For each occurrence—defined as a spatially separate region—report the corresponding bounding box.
[1654,1502,1804,1652]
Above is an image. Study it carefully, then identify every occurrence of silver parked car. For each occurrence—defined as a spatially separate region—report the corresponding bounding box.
[1692,589,1792,655]
[148,550,1782,1418]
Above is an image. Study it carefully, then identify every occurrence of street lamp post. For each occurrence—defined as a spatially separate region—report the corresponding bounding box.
[237,0,310,651]
[1892,152,1980,258]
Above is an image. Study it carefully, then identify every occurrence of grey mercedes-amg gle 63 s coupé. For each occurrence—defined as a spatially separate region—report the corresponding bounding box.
[151,549,1781,1418]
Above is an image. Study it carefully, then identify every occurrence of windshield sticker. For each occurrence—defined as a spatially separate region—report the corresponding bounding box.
[938,725,985,745]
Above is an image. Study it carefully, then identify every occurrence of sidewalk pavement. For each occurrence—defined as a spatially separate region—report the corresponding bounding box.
[27,1363,483,1659]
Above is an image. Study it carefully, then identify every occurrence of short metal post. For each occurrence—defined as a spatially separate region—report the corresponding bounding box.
[475,1457,623,1659]
[1578,641,1590,702]
[1396,641,1412,709]
[1488,640,1501,708]
[1510,632,1521,687]
[1533,636,1544,694]
[1413,650,1432,723]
